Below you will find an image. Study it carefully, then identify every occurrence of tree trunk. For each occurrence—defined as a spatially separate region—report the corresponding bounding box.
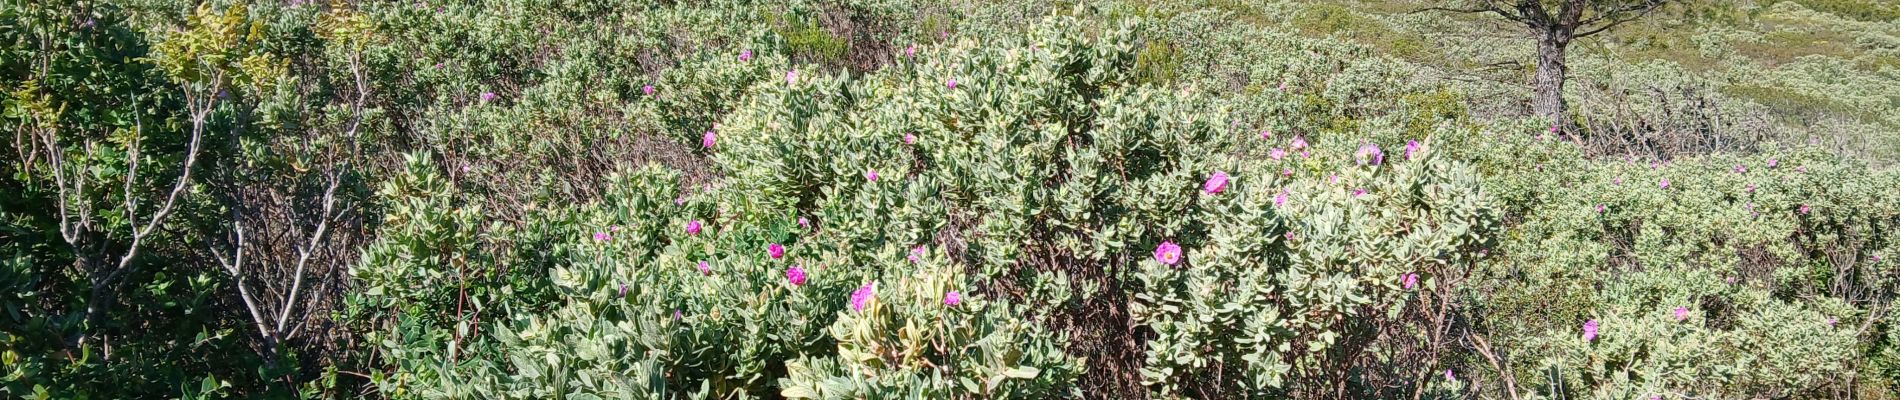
[1532,32,1571,129]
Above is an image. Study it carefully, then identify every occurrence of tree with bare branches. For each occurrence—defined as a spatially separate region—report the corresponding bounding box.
[1423,0,1679,128]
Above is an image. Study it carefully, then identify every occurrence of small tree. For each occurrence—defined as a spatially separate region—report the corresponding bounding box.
[1427,0,1677,128]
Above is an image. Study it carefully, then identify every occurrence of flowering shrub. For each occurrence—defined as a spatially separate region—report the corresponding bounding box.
[8,0,1900,399]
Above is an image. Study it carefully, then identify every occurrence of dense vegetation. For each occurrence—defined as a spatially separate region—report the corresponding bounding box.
[4,0,1898,398]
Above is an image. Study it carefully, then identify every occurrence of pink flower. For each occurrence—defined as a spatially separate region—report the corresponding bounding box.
[944,290,962,306]
[434,62,445,69]
[1290,136,1308,150]
[1260,130,1273,140]
[786,266,807,286]
[1445,369,1455,381]
[698,261,712,275]
[850,282,877,312]
[1596,204,1606,213]
[1614,177,1624,185]
[909,246,925,263]
[686,220,703,235]
[1734,164,1747,174]
[1284,232,1296,241]
[865,169,879,181]
[946,78,958,89]
[768,243,786,259]
[1828,317,1839,327]
[1673,306,1689,321]
[1768,158,1778,168]
[1328,174,1339,184]
[905,45,916,57]
[1273,190,1289,207]
[618,283,628,298]
[1203,171,1230,195]
[1659,179,1671,189]
[1269,148,1287,160]
[610,225,622,232]
[786,70,798,84]
[702,130,716,148]
[1356,142,1384,165]
[1278,79,1288,92]
[480,92,497,102]
[1401,273,1418,290]
[1583,319,1600,342]
[1796,166,1807,173]
[740,49,753,62]
[1404,139,1421,160]
[642,85,655,95]
[593,232,611,241]
[1550,123,1560,133]
[675,197,686,206]
[1281,168,1293,177]
[904,132,916,145]
[1745,184,1756,192]
[1799,204,1811,214]
[798,217,811,229]
[1352,188,1367,197]
[1153,241,1183,265]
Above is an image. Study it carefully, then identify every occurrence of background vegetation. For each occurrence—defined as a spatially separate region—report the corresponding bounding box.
[3,0,1898,398]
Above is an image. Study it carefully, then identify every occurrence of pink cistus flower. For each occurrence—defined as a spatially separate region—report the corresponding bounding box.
[739,49,753,62]
[865,169,880,181]
[1401,273,1418,290]
[1269,148,1288,160]
[1153,241,1183,266]
[697,261,712,276]
[1260,129,1274,140]
[1799,204,1811,214]
[1796,165,1808,173]
[1353,188,1367,197]
[904,132,916,145]
[1614,177,1624,185]
[1404,139,1421,160]
[1659,178,1671,189]
[1745,184,1757,193]
[798,217,811,229]
[944,290,962,306]
[1582,319,1600,342]
[642,85,655,96]
[1445,369,1455,382]
[1203,171,1230,195]
[768,243,786,259]
[674,196,686,206]
[434,62,445,69]
[480,92,497,102]
[1273,190,1289,207]
[1734,164,1748,174]
[1278,79,1288,92]
[786,69,798,84]
[785,265,807,286]
[905,44,916,57]
[610,225,622,232]
[1328,174,1340,184]
[686,220,703,236]
[1828,317,1839,327]
[1768,158,1779,168]
[593,232,612,241]
[618,283,628,298]
[702,130,717,148]
[908,246,925,263]
[849,281,877,312]
[1673,306,1689,322]
[1284,232,1296,241]
[1290,136,1309,150]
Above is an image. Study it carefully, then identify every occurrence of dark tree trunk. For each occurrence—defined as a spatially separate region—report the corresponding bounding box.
[1533,32,1571,129]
